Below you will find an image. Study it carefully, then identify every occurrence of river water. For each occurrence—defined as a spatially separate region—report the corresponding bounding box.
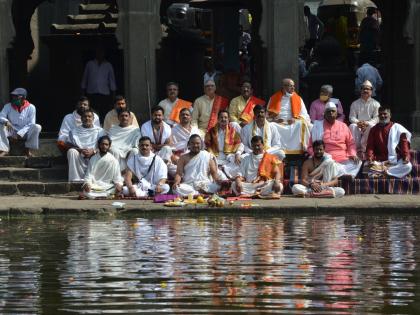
[0,214,419,314]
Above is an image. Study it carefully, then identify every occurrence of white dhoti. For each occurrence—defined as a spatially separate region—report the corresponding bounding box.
[174,181,221,197]
[216,154,241,180]
[232,180,283,196]
[272,119,311,154]
[0,124,42,152]
[108,125,141,171]
[67,148,90,182]
[349,123,373,153]
[110,148,138,171]
[292,184,345,197]
[84,186,117,199]
[337,159,363,178]
[123,178,170,197]
[386,161,412,178]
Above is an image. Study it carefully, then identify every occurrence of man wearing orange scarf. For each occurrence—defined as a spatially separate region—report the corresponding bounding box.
[232,135,283,198]
[229,81,265,126]
[157,82,192,126]
[205,110,243,180]
[267,78,312,154]
[0,88,42,157]
[192,80,229,135]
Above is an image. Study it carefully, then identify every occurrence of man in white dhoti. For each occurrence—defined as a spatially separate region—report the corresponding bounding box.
[103,95,139,131]
[267,78,312,154]
[140,106,172,163]
[308,102,362,179]
[157,82,192,126]
[0,88,42,157]
[349,80,380,158]
[232,136,283,198]
[292,140,345,198]
[365,107,412,178]
[205,110,243,180]
[123,136,170,197]
[57,96,100,152]
[107,109,141,171]
[83,135,123,199]
[67,110,105,182]
[241,105,285,161]
[173,134,222,197]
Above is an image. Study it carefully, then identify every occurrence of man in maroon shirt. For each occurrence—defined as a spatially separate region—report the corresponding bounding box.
[366,107,412,178]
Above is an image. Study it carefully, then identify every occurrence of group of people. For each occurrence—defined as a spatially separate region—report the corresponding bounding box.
[0,75,412,199]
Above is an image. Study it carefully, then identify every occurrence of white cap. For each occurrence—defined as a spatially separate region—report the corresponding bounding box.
[324,101,337,112]
[361,80,373,89]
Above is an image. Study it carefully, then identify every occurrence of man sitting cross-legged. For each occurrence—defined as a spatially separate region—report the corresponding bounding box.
[292,140,345,198]
[67,110,105,182]
[241,105,285,161]
[232,135,283,198]
[123,136,170,197]
[82,135,123,199]
[173,134,222,197]
[107,109,141,171]
[205,110,243,180]
[365,107,412,178]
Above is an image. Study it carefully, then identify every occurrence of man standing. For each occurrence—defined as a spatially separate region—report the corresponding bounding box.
[228,81,265,126]
[304,5,324,51]
[81,47,117,118]
[123,136,170,197]
[107,109,141,171]
[157,82,192,126]
[365,107,412,178]
[267,78,312,154]
[57,96,101,152]
[173,134,222,197]
[359,7,380,59]
[205,110,243,180]
[292,140,345,198]
[349,80,380,157]
[309,102,362,179]
[232,136,283,198]
[83,135,123,199]
[241,105,285,160]
[355,60,383,98]
[192,80,229,135]
[309,84,345,122]
[103,95,139,131]
[66,110,104,182]
[0,88,42,157]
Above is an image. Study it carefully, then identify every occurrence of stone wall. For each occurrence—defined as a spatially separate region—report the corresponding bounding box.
[0,0,14,104]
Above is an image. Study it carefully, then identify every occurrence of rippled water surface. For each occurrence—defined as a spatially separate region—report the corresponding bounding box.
[1,215,420,314]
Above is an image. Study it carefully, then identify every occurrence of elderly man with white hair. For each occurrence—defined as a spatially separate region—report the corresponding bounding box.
[309,84,345,122]
[349,80,381,158]
[267,78,312,154]
[308,102,362,179]
[0,88,42,157]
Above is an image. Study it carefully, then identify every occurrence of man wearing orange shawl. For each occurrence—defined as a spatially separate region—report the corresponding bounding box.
[232,135,283,198]
[205,110,244,179]
[229,81,265,126]
[158,82,192,126]
[192,80,229,135]
[267,78,312,154]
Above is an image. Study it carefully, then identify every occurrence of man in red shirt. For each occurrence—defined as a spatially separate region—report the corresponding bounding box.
[365,107,412,178]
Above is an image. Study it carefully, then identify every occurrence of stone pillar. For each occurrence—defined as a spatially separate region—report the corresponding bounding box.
[116,0,162,123]
[259,0,302,97]
[0,0,14,104]
[411,1,420,133]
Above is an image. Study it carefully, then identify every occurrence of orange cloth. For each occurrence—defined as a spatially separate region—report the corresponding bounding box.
[207,95,229,131]
[205,124,241,156]
[239,96,266,123]
[56,141,71,153]
[267,91,301,118]
[12,100,30,113]
[258,152,282,180]
[168,99,192,124]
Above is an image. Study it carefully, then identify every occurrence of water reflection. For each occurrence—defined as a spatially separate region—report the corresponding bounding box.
[0,215,419,314]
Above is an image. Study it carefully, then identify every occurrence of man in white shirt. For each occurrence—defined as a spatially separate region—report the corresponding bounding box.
[83,135,123,199]
[267,78,312,154]
[57,96,101,153]
[0,88,42,157]
[81,47,117,118]
[123,136,170,197]
[103,95,139,131]
[157,82,192,126]
[349,80,381,157]
[66,110,104,182]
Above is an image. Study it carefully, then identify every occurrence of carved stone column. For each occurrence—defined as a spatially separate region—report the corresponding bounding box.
[0,0,14,104]
[116,0,162,123]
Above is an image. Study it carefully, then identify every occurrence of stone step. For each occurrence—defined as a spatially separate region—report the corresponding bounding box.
[0,181,82,196]
[10,138,62,157]
[0,167,67,181]
[67,13,118,24]
[79,3,118,14]
[0,156,66,168]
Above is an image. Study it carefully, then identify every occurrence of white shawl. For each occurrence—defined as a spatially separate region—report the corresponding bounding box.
[311,119,324,142]
[127,153,168,185]
[108,125,141,157]
[182,150,212,185]
[68,125,104,149]
[140,121,172,144]
[58,111,100,142]
[388,123,412,164]
[171,124,200,152]
[84,152,123,190]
